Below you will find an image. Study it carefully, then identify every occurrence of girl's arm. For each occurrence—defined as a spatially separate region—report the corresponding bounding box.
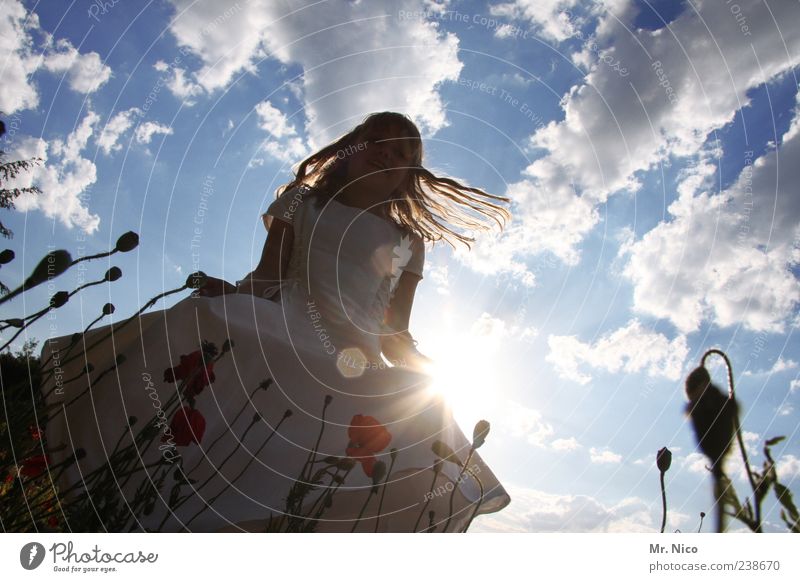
[197,219,293,297]
[381,271,431,370]
[235,218,293,295]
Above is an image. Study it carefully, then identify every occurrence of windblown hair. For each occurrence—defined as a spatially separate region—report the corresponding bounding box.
[275,111,512,249]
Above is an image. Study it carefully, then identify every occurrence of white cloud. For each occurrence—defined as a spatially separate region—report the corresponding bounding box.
[546,319,688,385]
[504,401,554,447]
[470,312,537,344]
[453,227,539,286]
[589,446,622,464]
[426,262,450,295]
[470,483,659,532]
[0,2,111,114]
[683,452,709,475]
[253,100,309,164]
[96,107,141,155]
[487,0,800,288]
[777,402,794,417]
[623,97,800,333]
[164,67,203,104]
[551,437,581,451]
[791,379,800,393]
[772,358,799,374]
[165,0,463,142]
[260,136,307,164]
[255,100,298,138]
[8,111,101,232]
[41,38,112,94]
[489,0,580,43]
[777,455,800,481]
[134,121,173,145]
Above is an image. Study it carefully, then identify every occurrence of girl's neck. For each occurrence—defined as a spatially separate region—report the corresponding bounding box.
[338,184,389,219]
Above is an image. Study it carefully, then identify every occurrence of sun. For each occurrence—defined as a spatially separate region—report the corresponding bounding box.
[420,331,505,431]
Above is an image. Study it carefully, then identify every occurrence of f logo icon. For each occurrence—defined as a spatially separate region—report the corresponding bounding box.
[20,542,46,570]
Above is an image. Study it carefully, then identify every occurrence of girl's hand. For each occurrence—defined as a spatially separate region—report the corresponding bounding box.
[381,330,432,372]
[194,276,237,297]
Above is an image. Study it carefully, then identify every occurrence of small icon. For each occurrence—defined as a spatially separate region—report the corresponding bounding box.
[390,234,413,291]
[20,542,46,570]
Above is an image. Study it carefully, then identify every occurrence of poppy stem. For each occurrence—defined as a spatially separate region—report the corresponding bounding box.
[443,448,474,533]
[374,452,397,532]
[660,470,668,533]
[463,473,485,533]
[182,410,290,530]
[184,379,271,478]
[350,486,376,532]
[413,463,441,533]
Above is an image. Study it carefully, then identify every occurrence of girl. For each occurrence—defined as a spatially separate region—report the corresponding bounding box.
[41,112,512,532]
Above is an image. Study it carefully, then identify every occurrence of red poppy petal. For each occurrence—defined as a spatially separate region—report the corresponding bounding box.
[360,455,376,477]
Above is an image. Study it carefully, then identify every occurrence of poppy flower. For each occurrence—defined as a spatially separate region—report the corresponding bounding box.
[345,414,392,477]
[163,350,215,396]
[20,454,50,478]
[166,406,206,447]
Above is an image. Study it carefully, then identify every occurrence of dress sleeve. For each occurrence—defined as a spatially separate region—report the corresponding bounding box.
[401,233,425,279]
[261,185,306,230]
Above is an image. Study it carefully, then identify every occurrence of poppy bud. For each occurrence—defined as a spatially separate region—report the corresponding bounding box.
[128,416,138,426]
[337,457,356,471]
[259,378,273,391]
[25,250,72,288]
[685,366,713,402]
[115,354,126,365]
[371,460,387,485]
[84,363,94,374]
[684,366,737,476]
[102,303,115,315]
[252,412,263,423]
[283,409,293,419]
[221,338,233,353]
[657,447,672,473]
[5,318,23,328]
[432,440,462,467]
[324,394,333,406]
[114,231,139,253]
[105,267,122,281]
[50,291,69,308]
[472,420,490,449]
[0,249,14,264]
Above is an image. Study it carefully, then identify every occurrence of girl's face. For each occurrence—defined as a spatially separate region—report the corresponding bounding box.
[344,123,418,202]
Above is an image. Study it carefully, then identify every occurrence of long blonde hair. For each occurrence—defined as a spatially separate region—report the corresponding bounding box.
[276,111,511,249]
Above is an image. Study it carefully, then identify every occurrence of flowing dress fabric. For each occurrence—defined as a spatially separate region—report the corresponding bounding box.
[40,186,511,532]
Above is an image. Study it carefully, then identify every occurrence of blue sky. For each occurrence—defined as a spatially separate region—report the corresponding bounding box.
[1,0,799,532]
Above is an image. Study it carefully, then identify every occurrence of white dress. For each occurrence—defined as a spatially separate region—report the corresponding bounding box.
[40,185,511,532]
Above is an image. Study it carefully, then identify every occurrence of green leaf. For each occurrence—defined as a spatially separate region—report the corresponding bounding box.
[774,482,799,521]
[765,436,785,447]
[755,471,774,505]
